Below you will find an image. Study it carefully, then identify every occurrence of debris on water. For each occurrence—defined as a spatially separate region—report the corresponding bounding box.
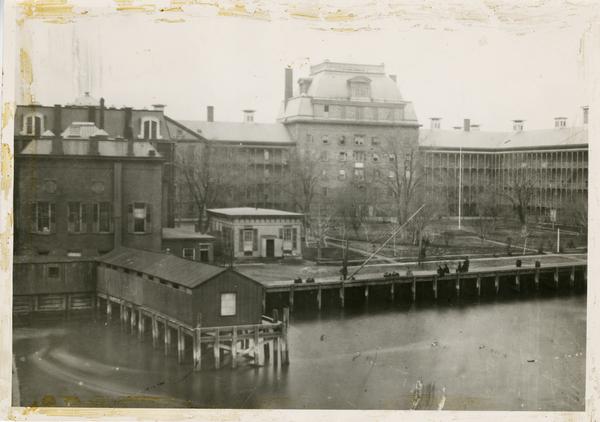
[352,352,361,361]
[431,341,439,347]
[479,345,485,350]
[527,359,536,363]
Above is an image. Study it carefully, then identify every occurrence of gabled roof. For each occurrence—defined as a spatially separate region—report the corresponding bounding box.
[207,207,303,218]
[96,247,227,289]
[179,120,294,145]
[419,126,588,150]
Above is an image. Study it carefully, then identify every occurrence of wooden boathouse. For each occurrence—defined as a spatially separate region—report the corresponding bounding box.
[95,247,289,370]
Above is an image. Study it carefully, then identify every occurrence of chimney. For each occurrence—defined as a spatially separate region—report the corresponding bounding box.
[512,119,524,132]
[243,109,255,123]
[389,74,397,83]
[87,105,95,124]
[207,106,214,122]
[583,106,589,125]
[430,117,441,129]
[52,104,63,155]
[152,104,165,112]
[284,67,293,104]
[124,107,134,156]
[463,118,471,132]
[554,117,567,128]
[99,98,105,129]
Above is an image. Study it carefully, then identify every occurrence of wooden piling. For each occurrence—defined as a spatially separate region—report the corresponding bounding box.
[339,285,345,308]
[213,328,220,370]
[264,338,271,362]
[554,267,559,289]
[64,294,70,320]
[164,321,171,356]
[476,276,481,297]
[130,306,137,333]
[119,303,125,328]
[253,327,260,366]
[123,305,129,331]
[433,277,438,300]
[364,285,369,303]
[177,326,184,364]
[193,314,202,371]
[570,267,575,289]
[106,297,112,322]
[390,281,395,301]
[262,291,266,315]
[515,272,520,292]
[411,277,416,302]
[534,269,540,290]
[138,309,145,341]
[282,307,290,365]
[232,327,238,369]
[494,274,500,295]
[151,315,159,349]
[317,285,322,311]
[289,287,294,311]
[455,275,460,298]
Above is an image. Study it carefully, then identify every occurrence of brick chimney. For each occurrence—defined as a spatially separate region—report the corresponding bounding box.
[285,67,293,104]
[512,120,524,132]
[99,98,105,129]
[52,104,63,155]
[583,106,589,125]
[463,118,471,132]
[124,107,134,156]
[207,106,214,122]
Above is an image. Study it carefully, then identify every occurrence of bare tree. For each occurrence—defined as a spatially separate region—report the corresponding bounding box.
[563,196,588,237]
[474,187,501,241]
[333,182,375,239]
[502,174,537,231]
[377,144,422,225]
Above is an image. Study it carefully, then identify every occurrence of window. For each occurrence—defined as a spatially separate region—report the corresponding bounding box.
[67,202,87,233]
[320,151,329,161]
[220,293,237,316]
[372,153,380,162]
[93,202,113,233]
[339,169,346,180]
[22,112,44,136]
[239,228,258,253]
[353,151,366,162]
[338,135,346,145]
[324,105,329,113]
[350,81,371,98]
[183,248,195,260]
[31,202,55,234]
[128,202,152,234]
[140,117,161,139]
[354,135,365,145]
[339,152,347,161]
[371,136,380,146]
[47,266,60,278]
[388,153,396,162]
[322,135,329,144]
[354,168,365,180]
[264,150,270,161]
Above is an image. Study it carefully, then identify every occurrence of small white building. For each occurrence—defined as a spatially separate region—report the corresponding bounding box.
[207,208,303,259]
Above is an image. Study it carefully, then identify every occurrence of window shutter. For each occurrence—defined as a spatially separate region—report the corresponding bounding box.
[92,203,99,233]
[49,203,56,233]
[81,204,88,233]
[238,229,243,252]
[253,229,258,251]
[293,228,298,249]
[278,228,283,239]
[127,204,134,233]
[145,204,152,233]
[30,202,37,233]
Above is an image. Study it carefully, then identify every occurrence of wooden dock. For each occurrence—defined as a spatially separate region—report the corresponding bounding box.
[96,292,290,371]
[261,262,587,313]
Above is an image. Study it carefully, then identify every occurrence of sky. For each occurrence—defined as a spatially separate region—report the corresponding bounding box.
[13,1,598,131]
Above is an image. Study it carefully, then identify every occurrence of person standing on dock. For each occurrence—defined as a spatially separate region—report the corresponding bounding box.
[340,264,348,281]
[443,263,450,275]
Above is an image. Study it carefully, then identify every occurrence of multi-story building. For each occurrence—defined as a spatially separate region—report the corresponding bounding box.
[176,107,295,218]
[14,98,168,257]
[419,110,589,223]
[279,61,420,217]
[14,93,198,228]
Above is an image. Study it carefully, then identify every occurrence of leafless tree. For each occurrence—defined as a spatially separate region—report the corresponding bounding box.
[502,173,537,231]
[563,196,588,237]
[475,188,501,241]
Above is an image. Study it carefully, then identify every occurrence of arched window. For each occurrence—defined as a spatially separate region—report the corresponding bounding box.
[140,117,161,139]
[21,112,44,136]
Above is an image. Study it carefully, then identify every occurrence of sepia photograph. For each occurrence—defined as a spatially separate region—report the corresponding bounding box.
[2,0,599,419]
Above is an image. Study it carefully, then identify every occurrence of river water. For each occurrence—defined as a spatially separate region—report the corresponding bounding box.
[13,292,586,411]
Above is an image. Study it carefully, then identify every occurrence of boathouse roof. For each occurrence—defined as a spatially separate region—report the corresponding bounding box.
[97,247,228,289]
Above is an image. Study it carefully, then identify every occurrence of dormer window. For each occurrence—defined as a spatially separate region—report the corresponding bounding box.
[140,117,161,139]
[22,112,44,136]
[348,76,372,100]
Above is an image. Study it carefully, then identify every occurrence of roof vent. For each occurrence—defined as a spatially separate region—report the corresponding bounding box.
[554,117,567,128]
[243,109,255,123]
[430,117,441,129]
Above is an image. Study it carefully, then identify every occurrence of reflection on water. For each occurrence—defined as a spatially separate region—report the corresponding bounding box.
[13,291,586,410]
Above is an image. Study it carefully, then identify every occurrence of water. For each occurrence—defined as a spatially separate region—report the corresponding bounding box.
[13,292,586,411]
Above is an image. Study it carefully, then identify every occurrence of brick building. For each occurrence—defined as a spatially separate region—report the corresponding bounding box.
[279,61,420,217]
[14,93,200,228]
[14,98,168,257]
[419,110,589,223]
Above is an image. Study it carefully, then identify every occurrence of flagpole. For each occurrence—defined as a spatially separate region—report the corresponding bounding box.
[458,146,462,230]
